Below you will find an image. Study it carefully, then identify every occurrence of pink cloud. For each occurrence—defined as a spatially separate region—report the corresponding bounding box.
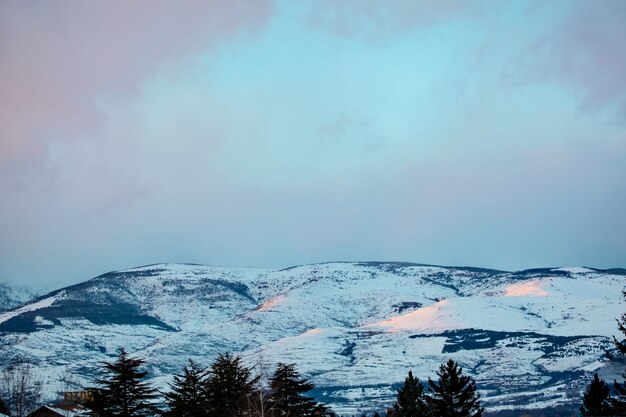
[0,0,274,186]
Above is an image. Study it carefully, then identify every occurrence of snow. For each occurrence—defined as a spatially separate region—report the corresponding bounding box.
[554,267,594,274]
[34,316,55,326]
[0,293,60,324]
[580,360,604,372]
[364,300,460,332]
[257,294,286,312]
[0,282,39,312]
[44,405,91,417]
[504,279,549,296]
[0,262,623,412]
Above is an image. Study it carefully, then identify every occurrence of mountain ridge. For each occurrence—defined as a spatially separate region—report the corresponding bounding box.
[0,261,623,413]
[0,283,39,313]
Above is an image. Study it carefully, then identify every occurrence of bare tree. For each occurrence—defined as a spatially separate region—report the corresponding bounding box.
[1,361,43,417]
[247,354,277,417]
[59,366,88,405]
[247,385,277,417]
[59,366,82,393]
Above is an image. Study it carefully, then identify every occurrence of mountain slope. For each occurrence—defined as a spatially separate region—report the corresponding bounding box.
[0,283,38,312]
[0,262,623,413]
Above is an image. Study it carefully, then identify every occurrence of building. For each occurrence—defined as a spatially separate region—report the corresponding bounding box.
[28,404,91,417]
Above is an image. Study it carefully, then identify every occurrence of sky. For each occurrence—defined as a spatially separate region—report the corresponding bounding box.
[1,0,625,288]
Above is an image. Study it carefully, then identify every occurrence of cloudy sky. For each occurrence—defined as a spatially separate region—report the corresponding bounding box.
[1,0,625,288]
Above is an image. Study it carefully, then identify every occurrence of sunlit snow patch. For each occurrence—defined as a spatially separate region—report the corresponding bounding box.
[363,300,459,332]
[301,327,322,336]
[257,294,286,311]
[504,280,549,297]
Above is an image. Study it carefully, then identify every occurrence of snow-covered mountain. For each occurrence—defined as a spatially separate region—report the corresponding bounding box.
[0,282,38,312]
[0,262,624,413]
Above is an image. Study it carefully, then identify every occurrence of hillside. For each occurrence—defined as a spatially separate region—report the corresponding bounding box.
[0,262,623,413]
[0,283,38,312]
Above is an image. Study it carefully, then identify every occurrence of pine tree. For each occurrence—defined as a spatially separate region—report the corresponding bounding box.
[164,360,210,417]
[426,359,483,417]
[0,397,10,416]
[269,363,326,417]
[393,371,428,417]
[613,377,626,416]
[612,290,626,414]
[615,291,626,355]
[90,348,158,417]
[205,353,258,417]
[580,373,614,416]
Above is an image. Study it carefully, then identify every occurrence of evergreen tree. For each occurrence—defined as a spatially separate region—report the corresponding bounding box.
[426,360,483,417]
[205,353,258,417]
[164,360,210,417]
[0,397,10,416]
[90,348,158,417]
[613,377,626,416]
[613,290,626,414]
[580,373,613,416]
[615,291,626,355]
[269,363,326,417]
[392,371,428,417]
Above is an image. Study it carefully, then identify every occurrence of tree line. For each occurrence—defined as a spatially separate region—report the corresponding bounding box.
[0,335,625,417]
[58,349,483,417]
[579,291,626,416]
[1,334,625,417]
[0,348,485,417]
[82,350,327,417]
